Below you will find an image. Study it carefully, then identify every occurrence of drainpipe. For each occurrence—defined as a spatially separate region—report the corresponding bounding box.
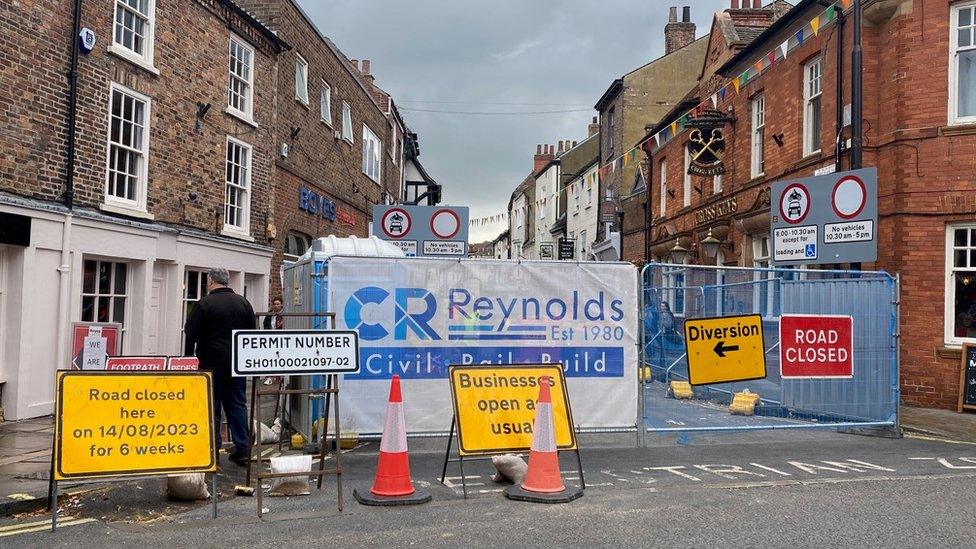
[834,5,845,172]
[55,0,83,368]
[850,0,863,170]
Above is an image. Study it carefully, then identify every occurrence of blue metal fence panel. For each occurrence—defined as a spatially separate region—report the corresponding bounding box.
[640,263,898,435]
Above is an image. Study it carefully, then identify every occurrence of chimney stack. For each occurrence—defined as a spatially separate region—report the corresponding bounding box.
[664,6,696,55]
[350,58,359,71]
[588,116,600,137]
[361,59,371,75]
[534,144,554,173]
[752,0,761,8]
[730,0,740,9]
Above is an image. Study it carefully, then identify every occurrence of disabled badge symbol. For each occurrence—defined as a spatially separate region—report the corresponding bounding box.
[805,244,816,258]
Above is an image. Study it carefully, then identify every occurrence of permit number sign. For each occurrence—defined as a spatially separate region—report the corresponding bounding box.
[448,365,577,456]
[232,329,360,377]
[780,315,853,379]
[54,371,215,480]
[683,314,766,385]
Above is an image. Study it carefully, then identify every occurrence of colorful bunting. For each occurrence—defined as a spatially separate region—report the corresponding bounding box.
[794,28,804,45]
[732,76,741,94]
[810,16,821,37]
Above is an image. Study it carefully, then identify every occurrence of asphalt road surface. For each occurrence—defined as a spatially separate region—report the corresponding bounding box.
[3,430,976,548]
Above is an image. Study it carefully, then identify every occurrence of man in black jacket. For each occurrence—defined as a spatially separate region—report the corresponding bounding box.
[184,267,256,465]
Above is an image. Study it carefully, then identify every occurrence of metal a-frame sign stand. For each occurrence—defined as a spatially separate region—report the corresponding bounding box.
[438,364,586,499]
[243,311,344,517]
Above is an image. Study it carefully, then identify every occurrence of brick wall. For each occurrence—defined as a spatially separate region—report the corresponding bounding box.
[645,2,976,409]
[0,0,281,244]
[236,0,403,300]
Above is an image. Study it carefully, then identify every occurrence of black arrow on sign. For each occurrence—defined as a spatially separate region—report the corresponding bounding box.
[713,341,739,358]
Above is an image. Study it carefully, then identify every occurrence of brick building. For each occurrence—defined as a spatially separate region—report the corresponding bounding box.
[0,0,287,418]
[642,0,976,410]
[593,6,709,263]
[235,0,405,296]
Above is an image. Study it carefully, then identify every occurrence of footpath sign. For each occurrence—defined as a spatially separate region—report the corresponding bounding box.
[448,364,577,455]
[105,356,200,371]
[683,314,766,385]
[372,205,469,257]
[779,315,854,379]
[70,322,121,370]
[771,167,877,265]
[231,330,360,376]
[54,371,215,480]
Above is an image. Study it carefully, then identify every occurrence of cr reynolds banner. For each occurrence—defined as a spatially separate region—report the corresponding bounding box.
[328,257,639,434]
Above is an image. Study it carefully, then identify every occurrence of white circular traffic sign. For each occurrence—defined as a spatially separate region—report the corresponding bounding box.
[429,208,461,239]
[381,208,411,239]
[779,183,810,225]
[831,176,867,219]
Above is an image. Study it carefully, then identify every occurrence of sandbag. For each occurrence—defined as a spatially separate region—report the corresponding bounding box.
[167,473,210,501]
[253,418,282,444]
[490,454,528,485]
[268,454,312,496]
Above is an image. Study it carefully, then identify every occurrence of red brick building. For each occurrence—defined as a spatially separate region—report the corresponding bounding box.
[236,0,406,296]
[0,0,286,418]
[641,0,976,409]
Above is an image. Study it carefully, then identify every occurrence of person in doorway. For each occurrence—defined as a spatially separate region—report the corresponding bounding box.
[262,296,284,330]
[184,267,256,466]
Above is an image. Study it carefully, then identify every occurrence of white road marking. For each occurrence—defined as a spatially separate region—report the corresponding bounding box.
[750,463,793,476]
[0,518,96,538]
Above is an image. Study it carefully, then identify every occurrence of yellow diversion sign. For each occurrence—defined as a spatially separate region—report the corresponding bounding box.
[54,371,216,480]
[448,365,577,456]
[683,314,766,386]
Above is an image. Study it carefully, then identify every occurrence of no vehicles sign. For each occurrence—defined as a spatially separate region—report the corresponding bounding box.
[771,168,877,265]
[448,365,577,456]
[683,314,766,385]
[54,371,215,480]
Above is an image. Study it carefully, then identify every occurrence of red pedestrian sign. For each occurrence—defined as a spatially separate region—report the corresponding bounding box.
[779,315,853,379]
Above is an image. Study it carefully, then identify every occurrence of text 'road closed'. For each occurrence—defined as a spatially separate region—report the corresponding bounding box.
[683,314,766,386]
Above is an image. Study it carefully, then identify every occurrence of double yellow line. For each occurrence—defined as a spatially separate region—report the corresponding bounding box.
[0,517,96,538]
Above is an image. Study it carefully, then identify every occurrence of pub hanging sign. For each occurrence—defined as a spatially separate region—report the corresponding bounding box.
[686,109,732,177]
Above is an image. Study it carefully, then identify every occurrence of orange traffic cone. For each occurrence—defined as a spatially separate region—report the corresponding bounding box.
[504,376,583,503]
[354,375,431,506]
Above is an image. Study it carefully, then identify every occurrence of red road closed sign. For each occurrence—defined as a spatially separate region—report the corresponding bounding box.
[779,315,853,379]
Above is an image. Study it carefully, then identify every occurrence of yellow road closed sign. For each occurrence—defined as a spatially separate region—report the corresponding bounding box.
[683,314,766,386]
[448,365,577,456]
[54,371,215,480]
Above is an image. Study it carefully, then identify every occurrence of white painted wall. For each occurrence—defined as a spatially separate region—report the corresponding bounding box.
[0,202,272,419]
[533,163,559,257]
[567,163,600,260]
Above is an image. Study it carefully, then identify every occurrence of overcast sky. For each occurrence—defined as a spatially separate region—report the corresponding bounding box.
[301,0,731,242]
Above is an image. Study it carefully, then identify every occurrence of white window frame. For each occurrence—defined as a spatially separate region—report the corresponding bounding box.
[751,94,765,178]
[945,223,976,345]
[714,173,723,193]
[110,0,157,72]
[803,56,823,156]
[295,54,309,105]
[607,108,615,152]
[341,102,353,142]
[362,124,382,183]
[319,79,332,125]
[683,146,691,207]
[223,136,252,237]
[950,2,976,125]
[752,235,776,318]
[659,158,667,217]
[104,83,151,214]
[81,259,129,328]
[227,35,254,123]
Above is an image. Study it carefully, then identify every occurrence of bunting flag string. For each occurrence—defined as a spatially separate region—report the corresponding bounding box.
[590,0,849,174]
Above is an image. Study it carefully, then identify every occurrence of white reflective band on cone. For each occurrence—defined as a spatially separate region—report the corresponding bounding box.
[379,402,408,453]
[530,402,556,452]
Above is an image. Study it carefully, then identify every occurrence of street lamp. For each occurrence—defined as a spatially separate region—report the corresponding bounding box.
[700,228,721,259]
[669,241,690,264]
